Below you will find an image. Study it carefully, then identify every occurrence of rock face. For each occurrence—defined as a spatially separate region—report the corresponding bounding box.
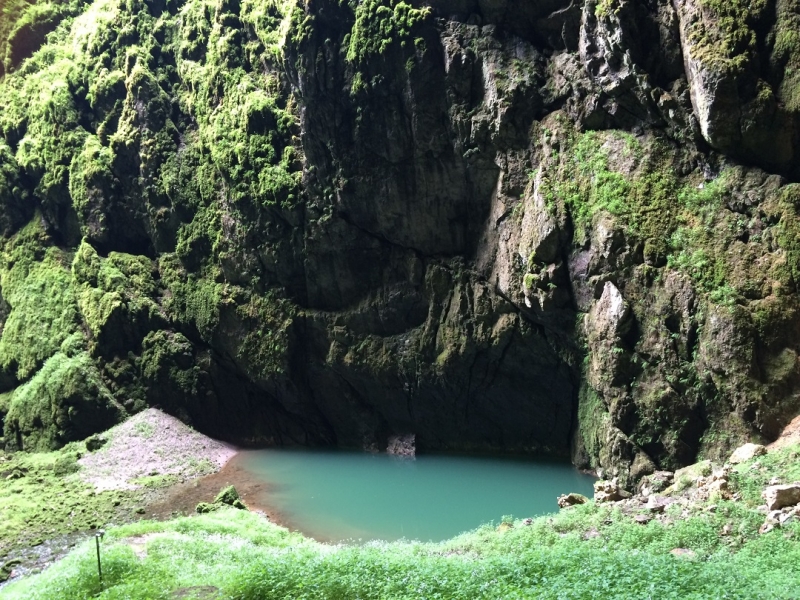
[673,0,800,174]
[387,434,416,457]
[0,0,799,483]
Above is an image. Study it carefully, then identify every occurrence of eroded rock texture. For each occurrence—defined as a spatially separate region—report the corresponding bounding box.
[1,0,799,484]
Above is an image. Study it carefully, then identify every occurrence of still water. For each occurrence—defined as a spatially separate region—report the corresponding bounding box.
[234,449,595,542]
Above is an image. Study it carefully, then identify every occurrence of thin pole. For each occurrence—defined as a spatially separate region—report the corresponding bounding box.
[95,533,103,582]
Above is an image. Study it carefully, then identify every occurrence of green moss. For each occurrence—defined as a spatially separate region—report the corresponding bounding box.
[0,220,84,379]
[689,0,769,72]
[539,128,679,251]
[577,384,610,468]
[3,351,123,451]
[235,288,296,379]
[0,140,30,235]
[68,134,116,225]
[159,254,226,341]
[345,0,430,64]
[72,240,161,352]
[522,273,538,292]
[140,330,199,398]
[539,121,747,305]
[773,184,800,288]
[0,390,12,415]
[0,0,88,76]
[773,5,800,112]
[594,0,620,19]
[0,0,314,451]
[195,501,218,513]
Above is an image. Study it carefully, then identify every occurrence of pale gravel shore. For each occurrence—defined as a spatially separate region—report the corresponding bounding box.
[78,408,238,492]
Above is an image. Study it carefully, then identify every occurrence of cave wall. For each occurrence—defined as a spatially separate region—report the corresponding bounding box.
[1,0,800,483]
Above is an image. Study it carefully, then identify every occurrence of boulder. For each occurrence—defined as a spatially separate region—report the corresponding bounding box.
[195,502,219,514]
[589,282,633,340]
[214,485,247,510]
[705,478,731,500]
[646,495,672,513]
[557,493,589,509]
[763,484,800,511]
[594,477,631,503]
[672,0,796,172]
[674,460,712,484]
[387,434,416,457]
[638,471,674,495]
[728,443,767,465]
[85,434,108,452]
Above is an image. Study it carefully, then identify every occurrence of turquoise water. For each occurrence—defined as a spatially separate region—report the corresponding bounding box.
[235,450,595,542]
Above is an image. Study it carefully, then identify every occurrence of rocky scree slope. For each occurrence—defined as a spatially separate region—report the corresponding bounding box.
[0,0,799,486]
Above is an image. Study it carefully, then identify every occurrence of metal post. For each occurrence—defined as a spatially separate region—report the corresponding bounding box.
[95,530,105,582]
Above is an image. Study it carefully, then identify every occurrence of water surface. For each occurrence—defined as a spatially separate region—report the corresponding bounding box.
[234,449,595,542]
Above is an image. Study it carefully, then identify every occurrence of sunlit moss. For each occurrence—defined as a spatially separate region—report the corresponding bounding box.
[0,220,83,380]
[345,0,430,64]
[3,350,123,450]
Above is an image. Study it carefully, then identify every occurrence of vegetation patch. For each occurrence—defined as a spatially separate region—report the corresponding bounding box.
[690,0,769,72]
[0,220,83,381]
[3,351,123,451]
[0,443,131,561]
[344,0,430,65]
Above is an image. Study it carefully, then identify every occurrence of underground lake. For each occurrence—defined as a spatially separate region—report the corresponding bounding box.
[218,449,596,543]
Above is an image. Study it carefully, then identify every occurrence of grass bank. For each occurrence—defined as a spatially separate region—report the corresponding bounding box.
[2,444,800,599]
[0,409,236,581]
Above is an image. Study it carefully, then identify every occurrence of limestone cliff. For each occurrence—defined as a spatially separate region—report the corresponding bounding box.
[1,0,799,485]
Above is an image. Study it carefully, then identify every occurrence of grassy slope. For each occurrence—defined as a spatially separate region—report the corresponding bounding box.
[0,409,228,567]
[0,444,127,556]
[2,445,800,599]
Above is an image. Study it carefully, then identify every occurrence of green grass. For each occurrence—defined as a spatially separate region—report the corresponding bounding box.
[0,445,131,557]
[729,444,800,505]
[4,445,800,599]
[2,505,798,599]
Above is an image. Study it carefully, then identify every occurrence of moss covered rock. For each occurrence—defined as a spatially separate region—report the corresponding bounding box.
[3,351,123,450]
[1,0,800,483]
